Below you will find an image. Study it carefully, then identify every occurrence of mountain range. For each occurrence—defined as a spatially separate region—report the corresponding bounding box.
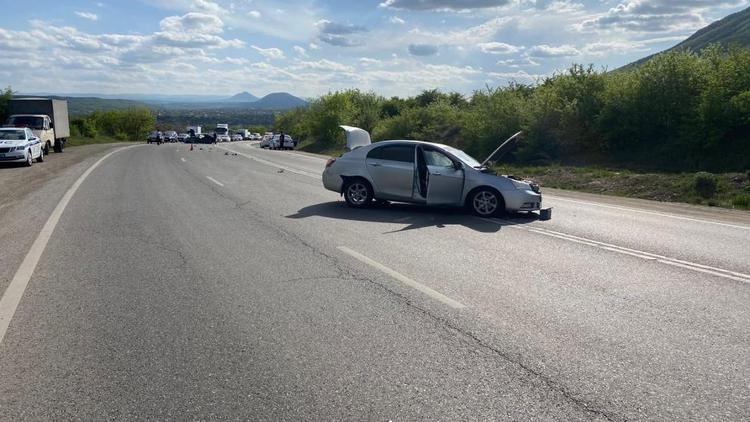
[623,6,750,69]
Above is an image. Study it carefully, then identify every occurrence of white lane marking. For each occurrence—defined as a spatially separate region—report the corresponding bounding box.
[0,145,139,344]
[180,157,186,162]
[545,195,750,231]
[206,176,224,187]
[338,246,466,309]
[216,145,320,179]
[481,218,750,284]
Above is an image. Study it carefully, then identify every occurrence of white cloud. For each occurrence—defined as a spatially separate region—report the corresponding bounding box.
[379,0,511,11]
[293,45,307,56]
[159,12,224,34]
[359,57,382,66]
[248,10,261,18]
[389,16,406,24]
[478,42,520,54]
[75,11,99,21]
[574,0,742,34]
[309,42,321,50]
[527,44,580,57]
[251,45,286,59]
[291,59,355,72]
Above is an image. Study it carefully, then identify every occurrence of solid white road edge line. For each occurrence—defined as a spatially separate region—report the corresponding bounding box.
[337,246,466,309]
[0,145,139,345]
[206,176,224,187]
[481,218,750,284]
[545,196,750,231]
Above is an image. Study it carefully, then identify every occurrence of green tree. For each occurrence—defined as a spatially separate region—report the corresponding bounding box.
[0,86,13,123]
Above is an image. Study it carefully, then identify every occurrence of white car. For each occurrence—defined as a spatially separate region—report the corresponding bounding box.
[271,134,295,150]
[231,134,243,142]
[0,127,44,166]
[260,132,274,148]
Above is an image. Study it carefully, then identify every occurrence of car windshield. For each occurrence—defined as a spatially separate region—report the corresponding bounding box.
[216,128,228,134]
[8,116,43,129]
[442,145,482,168]
[0,130,25,140]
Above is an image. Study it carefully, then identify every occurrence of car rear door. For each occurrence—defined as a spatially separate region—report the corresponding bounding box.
[365,144,415,200]
[420,146,464,206]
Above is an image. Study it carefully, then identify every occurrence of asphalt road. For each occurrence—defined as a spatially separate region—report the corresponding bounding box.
[0,141,748,421]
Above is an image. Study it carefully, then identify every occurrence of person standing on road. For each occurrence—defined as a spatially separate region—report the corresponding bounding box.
[279,132,286,150]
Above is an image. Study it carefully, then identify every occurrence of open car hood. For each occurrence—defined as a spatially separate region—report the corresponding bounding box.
[340,126,371,150]
[480,131,523,167]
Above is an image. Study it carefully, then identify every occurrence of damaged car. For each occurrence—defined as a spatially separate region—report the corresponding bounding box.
[322,126,542,217]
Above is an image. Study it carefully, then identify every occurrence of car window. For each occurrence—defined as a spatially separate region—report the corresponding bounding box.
[367,145,414,163]
[0,131,25,140]
[423,149,454,167]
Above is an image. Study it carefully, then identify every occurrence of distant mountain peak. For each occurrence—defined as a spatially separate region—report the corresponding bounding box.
[252,92,309,110]
[227,91,259,102]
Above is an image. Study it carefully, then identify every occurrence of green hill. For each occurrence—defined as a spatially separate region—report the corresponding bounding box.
[65,97,150,116]
[623,6,750,69]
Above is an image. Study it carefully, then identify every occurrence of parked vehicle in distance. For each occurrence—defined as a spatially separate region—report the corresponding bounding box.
[187,126,202,136]
[260,132,274,148]
[215,124,230,142]
[0,127,44,166]
[177,133,189,142]
[235,129,250,140]
[147,131,163,144]
[251,133,262,141]
[164,131,178,142]
[271,134,295,150]
[323,126,542,217]
[231,134,243,142]
[7,98,70,154]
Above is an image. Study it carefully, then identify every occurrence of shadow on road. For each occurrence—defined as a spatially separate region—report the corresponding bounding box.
[287,201,538,233]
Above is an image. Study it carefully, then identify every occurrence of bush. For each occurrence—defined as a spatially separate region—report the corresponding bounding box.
[731,194,750,208]
[693,172,718,198]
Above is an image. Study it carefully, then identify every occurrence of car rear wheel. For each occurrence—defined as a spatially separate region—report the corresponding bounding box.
[37,148,44,162]
[469,188,504,217]
[43,142,50,155]
[343,179,373,208]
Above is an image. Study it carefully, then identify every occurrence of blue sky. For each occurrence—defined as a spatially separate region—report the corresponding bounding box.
[0,0,748,98]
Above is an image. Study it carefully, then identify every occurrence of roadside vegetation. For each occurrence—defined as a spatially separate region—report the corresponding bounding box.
[69,108,156,144]
[275,45,750,209]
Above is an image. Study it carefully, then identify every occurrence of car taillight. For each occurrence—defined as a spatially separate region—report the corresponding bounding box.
[325,158,336,168]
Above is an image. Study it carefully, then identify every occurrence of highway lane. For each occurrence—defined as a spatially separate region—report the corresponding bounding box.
[0,142,748,420]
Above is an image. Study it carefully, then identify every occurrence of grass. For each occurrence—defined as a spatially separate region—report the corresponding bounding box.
[495,164,750,210]
[297,139,345,157]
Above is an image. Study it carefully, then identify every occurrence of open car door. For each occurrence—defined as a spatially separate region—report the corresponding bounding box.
[417,145,465,205]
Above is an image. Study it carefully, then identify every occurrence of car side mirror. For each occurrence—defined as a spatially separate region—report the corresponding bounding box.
[49,122,54,129]
[453,162,463,170]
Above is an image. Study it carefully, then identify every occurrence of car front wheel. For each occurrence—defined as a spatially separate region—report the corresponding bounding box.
[469,188,504,217]
[343,179,373,208]
[25,150,33,167]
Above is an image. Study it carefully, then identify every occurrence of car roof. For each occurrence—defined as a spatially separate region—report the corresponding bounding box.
[365,139,450,149]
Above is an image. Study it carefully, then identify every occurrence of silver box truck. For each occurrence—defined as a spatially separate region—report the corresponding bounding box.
[7,98,70,153]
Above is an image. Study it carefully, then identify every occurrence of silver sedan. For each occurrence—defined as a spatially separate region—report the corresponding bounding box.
[322,126,542,217]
